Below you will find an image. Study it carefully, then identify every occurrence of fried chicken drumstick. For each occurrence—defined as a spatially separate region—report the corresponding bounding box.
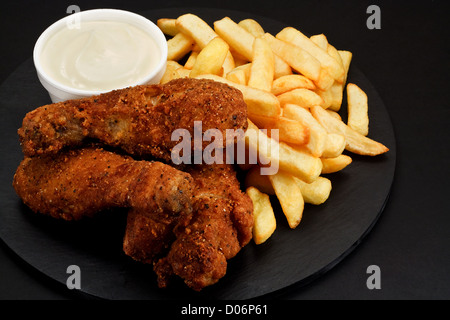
[13,147,194,221]
[18,78,247,162]
[13,147,195,263]
[153,163,253,291]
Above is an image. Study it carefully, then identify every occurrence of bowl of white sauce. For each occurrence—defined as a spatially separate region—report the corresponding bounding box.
[34,9,168,102]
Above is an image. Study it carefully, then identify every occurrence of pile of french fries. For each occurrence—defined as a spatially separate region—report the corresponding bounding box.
[157,14,389,245]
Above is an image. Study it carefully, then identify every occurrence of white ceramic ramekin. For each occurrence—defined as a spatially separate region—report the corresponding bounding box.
[33,9,168,103]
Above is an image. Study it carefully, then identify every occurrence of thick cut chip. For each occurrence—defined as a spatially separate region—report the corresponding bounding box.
[310,106,388,156]
[248,37,274,92]
[246,187,276,244]
[276,27,345,83]
[277,88,324,109]
[271,74,316,96]
[184,51,198,69]
[346,83,369,136]
[176,14,218,49]
[310,33,328,50]
[321,155,352,174]
[167,32,195,61]
[249,113,309,146]
[189,37,229,77]
[282,104,327,157]
[245,120,322,183]
[322,133,346,158]
[238,19,265,37]
[157,18,178,36]
[244,166,275,195]
[294,176,332,205]
[269,171,304,229]
[263,33,321,82]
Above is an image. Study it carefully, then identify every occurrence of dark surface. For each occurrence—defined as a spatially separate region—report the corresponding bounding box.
[0,9,395,300]
[0,0,449,301]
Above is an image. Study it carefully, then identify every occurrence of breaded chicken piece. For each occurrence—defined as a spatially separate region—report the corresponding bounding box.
[18,78,248,162]
[153,163,253,291]
[13,147,253,291]
[13,147,194,221]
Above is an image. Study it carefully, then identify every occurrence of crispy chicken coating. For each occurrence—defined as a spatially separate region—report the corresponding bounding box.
[153,163,253,291]
[12,147,194,221]
[18,78,248,162]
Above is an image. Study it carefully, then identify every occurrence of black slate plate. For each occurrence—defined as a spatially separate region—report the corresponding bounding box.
[0,8,396,300]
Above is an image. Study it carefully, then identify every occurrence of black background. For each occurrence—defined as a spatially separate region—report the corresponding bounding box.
[0,0,449,301]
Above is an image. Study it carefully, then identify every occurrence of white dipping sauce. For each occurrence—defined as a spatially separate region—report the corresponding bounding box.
[40,20,160,91]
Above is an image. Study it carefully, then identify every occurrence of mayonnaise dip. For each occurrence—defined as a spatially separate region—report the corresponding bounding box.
[40,20,161,91]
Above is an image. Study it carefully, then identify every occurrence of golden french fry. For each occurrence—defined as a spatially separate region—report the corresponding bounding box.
[277,88,324,109]
[192,43,202,52]
[338,50,352,77]
[238,19,265,37]
[263,33,321,82]
[184,51,198,69]
[176,13,218,49]
[189,37,229,77]
[310,34,328,50]
[294,176,332,205]
[157,18,178,36]
[282,104,327,157]
[322,133,346,158]
[230,63,252,79]
[321,154,352,174]
[269,171,304,229]
[276,27,345,83]
[221,51,236,76]
[271,74,316,95]
[321,46,345,111]
[233,55,249,67]
[226,63,252,85]
[175,67,191,78]
[214,18,291,78]
[324,51,351,112]
[244,166,275,195]
[167,32,195,61]
[327,44,344,68]
[315,68,335,91]
[273,53,293,79]
[166,60,184,69]
[214,17,255,60]
[245,120,322,183]
[196,74,281,117]
[229,47,249,64]
[326,109,342,121]
[226,68,247,85]
[160,60,183,84]
[248,37,274,92]
[347,83,369,136]
[315,88,333,109]
[325,50,351,112]
[249,113,309,146]
[338,50,352,86]
[246,186,276,244]
[327,81,344,111]
[311,105,389,156]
